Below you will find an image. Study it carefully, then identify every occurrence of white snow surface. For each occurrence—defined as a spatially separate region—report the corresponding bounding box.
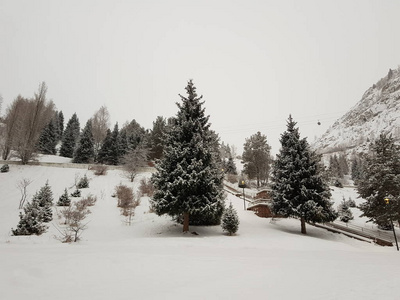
[1,163,400,300]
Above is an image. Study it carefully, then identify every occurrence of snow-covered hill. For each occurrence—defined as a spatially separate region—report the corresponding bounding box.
[313,66,400,156]
[1,162,400,299]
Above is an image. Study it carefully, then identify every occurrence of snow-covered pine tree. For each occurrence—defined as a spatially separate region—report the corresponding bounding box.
[60,113,80,158]
[271,115,337,234]
[33,181,54,222]
[151,80,225,232]
[358,133,400,228]
[98,124,120,165]
[57,111,64,141]
[226,155,237,175]
[37,120,57,155]
[73,120,95,163]
[12,200,48,235]
[222,202,239,235]
[77,174,89,189]
[57,188,71,206]
[338,197,353,222]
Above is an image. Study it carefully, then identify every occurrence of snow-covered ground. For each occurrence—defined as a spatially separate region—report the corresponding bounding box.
[1,162,399,300]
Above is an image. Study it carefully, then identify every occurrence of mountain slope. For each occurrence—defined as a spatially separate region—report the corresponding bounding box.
[314,66,400,155]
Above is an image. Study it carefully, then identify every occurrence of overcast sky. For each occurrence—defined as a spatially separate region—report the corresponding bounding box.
[1,0,400,154]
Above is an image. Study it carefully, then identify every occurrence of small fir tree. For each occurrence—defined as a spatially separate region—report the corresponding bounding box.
[71,189,81,197]
[271,115,337,234]
[57,188,71,206]
[73,120,95,163]
[222,203,239,235]
[338,198,354,223]
[12,200,47,235]
[77,175,89,189]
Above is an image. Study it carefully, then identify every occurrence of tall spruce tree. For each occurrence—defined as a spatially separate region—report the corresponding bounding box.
[73,120,95,163]
[37,120,57,155]
[151,80,225,232]
[98,123,120,165]
[358,133,400,228]
[271,115,337,234]
[58,111,64,140]
[60,113,80,158]
[149,116,167,160]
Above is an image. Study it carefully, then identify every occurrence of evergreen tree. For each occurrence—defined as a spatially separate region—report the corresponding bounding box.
[351,156,364,184]
[151,80,225,232]
[271,115,337,234]
[98,124,120,165]
[58,111,64,140]
[34,181,54,222]
[242,132,271,187]
[149,116,167,160]
[73,120,95,163]
[77,174,89,189]
[225,155,237,175]
[60,113,80,158]
[98,129,112,164]
[12,200,47,235]
[338,197,353,222]
[358,133,400,228]
[57,188,71,206]
[37,120,57,155]
[221,203,239,235]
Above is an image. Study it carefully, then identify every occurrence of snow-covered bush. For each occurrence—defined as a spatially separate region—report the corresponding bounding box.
[337,199,354,223]
[222,203,239,235]
[59,199,91,242]
[77,174,89,188]
[57,188,71,206]
[139,178,154,197]
[71,189,81,197]
[91,164,108,176]
[0,164,9,173]
[12,201,48,236]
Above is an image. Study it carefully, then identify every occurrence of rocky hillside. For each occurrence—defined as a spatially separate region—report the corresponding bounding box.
[313,66,400,156]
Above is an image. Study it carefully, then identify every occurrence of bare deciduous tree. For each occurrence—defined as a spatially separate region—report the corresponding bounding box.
[2,83,55,163]
[91,106,110,160]
[122,143,148,182]
[57,199,91,242]
[16,178,33,209]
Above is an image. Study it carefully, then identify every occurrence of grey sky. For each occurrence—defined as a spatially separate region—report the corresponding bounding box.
[1,0,399,154]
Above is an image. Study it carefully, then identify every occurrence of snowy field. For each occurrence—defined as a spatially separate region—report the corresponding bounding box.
[1,161,400,300]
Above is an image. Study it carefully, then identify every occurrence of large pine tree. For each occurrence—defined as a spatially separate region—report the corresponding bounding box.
[271,115,337,234]
[37,120,57,155]
[60,113,80,158]
[358,133,400,228]
[73,120,95,163]
[151,80,225,232]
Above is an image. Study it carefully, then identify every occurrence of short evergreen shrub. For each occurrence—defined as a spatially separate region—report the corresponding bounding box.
[222,203,239,235]
[77,174,89,188]
[57,189,71,206]
[0,164,10,173]
[71,189,81,197]
[12,201,48,235]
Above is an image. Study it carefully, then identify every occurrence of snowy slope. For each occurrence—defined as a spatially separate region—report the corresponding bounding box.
[313,66,400,156]
[1,163,400,300]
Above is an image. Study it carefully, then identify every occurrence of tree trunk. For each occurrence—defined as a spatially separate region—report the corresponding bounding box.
[183,212,189,232]
[300,217,307,234]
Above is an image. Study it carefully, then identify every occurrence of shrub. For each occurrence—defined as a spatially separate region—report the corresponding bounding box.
[0,164,10,173]
[115,184,134,208]
[222,203,239,235]
[77,174,89,188]
[71,189,81,197]
[80,194,97,207]
[91,164,108,176]
[59,199,91,242]
[12,201,48,235]
[57,188,71,206]
[139,178,154,196]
